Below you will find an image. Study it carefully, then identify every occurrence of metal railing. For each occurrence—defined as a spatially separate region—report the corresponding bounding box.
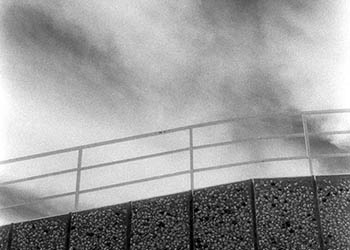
[1,108,350,213]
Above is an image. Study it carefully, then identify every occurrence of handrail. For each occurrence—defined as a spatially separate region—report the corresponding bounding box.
[1,108,350,165]
[0,108,350,213]
[193,156,309,173]
[82,147,190,171]
[0,168,77,186]
[193,133,305,150]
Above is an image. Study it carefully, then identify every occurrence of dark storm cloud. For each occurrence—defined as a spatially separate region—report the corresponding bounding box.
[2,0,348,124]
[1,0,346,156]
[1,0,348,162]
[0,0,297,123]
[2,5,96,59]
[1,3,143,110]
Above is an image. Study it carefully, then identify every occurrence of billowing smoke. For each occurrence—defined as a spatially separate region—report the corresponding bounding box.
[0,186,73,225]
[0,0,350,222]
[1,0,350,148]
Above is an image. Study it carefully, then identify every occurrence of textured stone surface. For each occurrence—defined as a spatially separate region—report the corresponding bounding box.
[69,204,129,250]
[11,215,69,250]
[6,176,350,249]
[193,180,255,250]
[0,225,10,250]
[254,177,321,250]
[130,192,190,250]
[317,175,350,250]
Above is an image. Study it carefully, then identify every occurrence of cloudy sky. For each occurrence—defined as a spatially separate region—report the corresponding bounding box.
[0,0,350,224]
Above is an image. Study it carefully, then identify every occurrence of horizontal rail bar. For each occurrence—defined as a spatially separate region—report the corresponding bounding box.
[0,192,76,211]
[308,130,350,137]
[194,156,308,173]
[82,148,190,171]
[311,152,350,159]
[0,133,191,166]
[0,112,304,165]
[193,133,304,150]
[0,148,81,165]
[79,170,190,194]
[303,108,350,115]
[178,112,303,130]
[0,168,77,186]
[1,108,350,165]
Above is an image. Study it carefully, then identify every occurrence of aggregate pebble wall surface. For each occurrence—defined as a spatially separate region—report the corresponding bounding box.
[10,215,69,250]
[193,180,255,250]
[0,225,10,250]
[2,175,350,250]
[69,203,129,250]
[254,177,321,250]
[317,175,350,250]
[130,192,190,250]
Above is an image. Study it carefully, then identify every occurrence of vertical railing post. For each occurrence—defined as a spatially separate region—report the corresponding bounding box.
[189,128,194,192]
[75,149,83,210]
[189,128,195,250]
[303,114,325,249]
[302,114,314,176]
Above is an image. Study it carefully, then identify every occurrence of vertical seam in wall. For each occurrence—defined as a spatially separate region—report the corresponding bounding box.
[126,202,132,250]
[251,179,259,250]
[312,176,325,250]
[6,223,13,250]
[65,213,72,250]
[189,191,194,250]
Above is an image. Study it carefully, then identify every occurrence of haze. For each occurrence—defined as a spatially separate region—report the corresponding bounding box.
[0,0,350,224]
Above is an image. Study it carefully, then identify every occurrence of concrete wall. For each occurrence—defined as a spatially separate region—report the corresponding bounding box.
[0,175,349,250]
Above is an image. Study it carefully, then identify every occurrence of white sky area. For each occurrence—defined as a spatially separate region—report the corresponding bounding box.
[0,0,350,225]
